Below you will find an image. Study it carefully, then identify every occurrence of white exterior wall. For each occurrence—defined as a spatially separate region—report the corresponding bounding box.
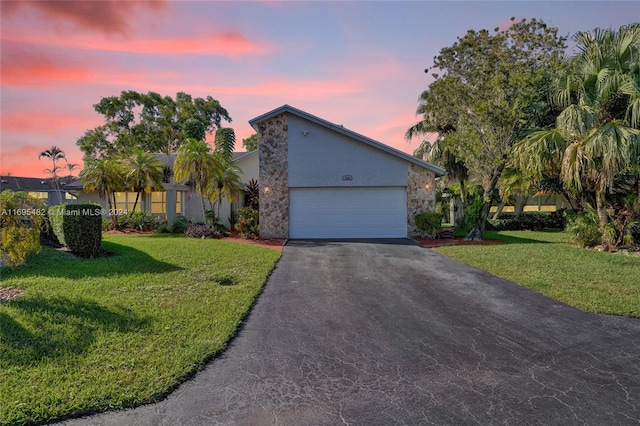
[287,115,408,188]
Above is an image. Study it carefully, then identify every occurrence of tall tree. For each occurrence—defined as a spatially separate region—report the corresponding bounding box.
[513,24,640,235]
[125,150,165,213]
[408,18,566,240]
[38,145,66,204]
[77,91,231,159]
[173,139,220,223]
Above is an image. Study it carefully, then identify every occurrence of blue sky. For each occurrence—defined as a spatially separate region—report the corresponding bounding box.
[1,0,638,177]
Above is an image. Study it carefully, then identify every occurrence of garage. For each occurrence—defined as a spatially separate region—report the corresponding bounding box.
[250,105,445,239]
[289,187,407,239]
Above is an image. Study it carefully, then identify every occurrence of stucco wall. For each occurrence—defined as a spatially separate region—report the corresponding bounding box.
[258,114,289,238]
[407,163,436,236]
[287,115,407,188]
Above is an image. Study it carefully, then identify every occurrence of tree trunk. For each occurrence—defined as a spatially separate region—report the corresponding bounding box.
[459,180,467,204]
[465,200,492,241]
[131,191,140,213]
[201,198,207,225]
[109,191,118,229]
[464,163,505,241]
[595,188,608,228]
[514,196,528,218]
[492,201,505,220]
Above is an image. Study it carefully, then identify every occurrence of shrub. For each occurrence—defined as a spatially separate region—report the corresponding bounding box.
[169,217,190,234]
[156,224,171,234]
[565,207,601,248]
[40,210,61,247]
[486,210,570,232]
[414,212,442,237]
[235,207,259,239]
[49,203,103,258]
[185,224,222,239]
[119,211,157,231]
[0,190,46,267]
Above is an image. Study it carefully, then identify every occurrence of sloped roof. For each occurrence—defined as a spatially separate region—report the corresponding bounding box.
[249,104,446,177]
[0,176,59,191]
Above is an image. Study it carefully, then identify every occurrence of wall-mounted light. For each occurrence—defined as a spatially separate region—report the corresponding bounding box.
[425,183,431,190]
[264,186,271,194]
[302,131,310,136]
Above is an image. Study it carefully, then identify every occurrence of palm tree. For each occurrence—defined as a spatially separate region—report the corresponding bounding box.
[173,139,220,223]
[125,150,165,213]
[214,127,236,163]
[38,145,66,204]
[208,157,243,219]
[80,158,126,228]
[513,24,640,229]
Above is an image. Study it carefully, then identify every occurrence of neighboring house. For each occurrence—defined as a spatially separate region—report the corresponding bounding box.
[65,151,258,225]
[250,105,446,239]
[0,175,76,205]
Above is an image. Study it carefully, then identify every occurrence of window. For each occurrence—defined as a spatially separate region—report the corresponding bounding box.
[151,192,166,214]
[113,192,140,213]
[27,191,49,200]
[150,191,181,215]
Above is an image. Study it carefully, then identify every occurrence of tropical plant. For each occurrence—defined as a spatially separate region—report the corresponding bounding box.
[173,139,220,223]
[125,150,165,212]
[513,24,640,246]
[208,158,243,218]
[235,206,259,238]
[214,127,236,163]
[565,206,602,248]
[79,157,126,228]
[38,145,67,204]
[244,178,260,210]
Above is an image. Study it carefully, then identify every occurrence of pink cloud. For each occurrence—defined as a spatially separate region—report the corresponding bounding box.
[2,0,167,35]
[3,28,272,57]
[2,111,100,136]
[1,42,97,87]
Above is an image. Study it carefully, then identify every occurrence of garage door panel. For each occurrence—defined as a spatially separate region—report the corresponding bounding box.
[289,187,407,238]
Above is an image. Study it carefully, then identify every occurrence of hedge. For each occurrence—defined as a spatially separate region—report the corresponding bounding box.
[48,204,103,258]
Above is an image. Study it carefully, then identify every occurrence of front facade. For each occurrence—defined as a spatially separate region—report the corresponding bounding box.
[250,105,446,239]
[67,151,258,226]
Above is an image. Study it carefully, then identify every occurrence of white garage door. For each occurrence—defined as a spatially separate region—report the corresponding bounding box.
[289,187,407,238]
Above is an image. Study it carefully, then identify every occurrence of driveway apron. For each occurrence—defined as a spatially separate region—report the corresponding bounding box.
[59,240,640,425]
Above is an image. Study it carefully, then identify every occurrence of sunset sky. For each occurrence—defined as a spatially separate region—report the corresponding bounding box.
[1,1,638,178]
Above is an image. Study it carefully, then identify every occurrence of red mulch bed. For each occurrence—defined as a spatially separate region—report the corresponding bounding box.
[223,231,285,251]
[414,237,506,248]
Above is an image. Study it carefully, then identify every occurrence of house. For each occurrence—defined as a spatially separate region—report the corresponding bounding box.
[0,175,76,205]
[66,105,445,236]
[65,151,258,225]
[250,105,446,239]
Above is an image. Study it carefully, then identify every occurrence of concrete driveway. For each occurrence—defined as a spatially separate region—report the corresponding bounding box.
[59,240,640,425]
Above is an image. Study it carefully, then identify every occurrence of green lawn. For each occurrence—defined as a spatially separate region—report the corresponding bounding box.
[0,235,281,425]
[436,230,640,318]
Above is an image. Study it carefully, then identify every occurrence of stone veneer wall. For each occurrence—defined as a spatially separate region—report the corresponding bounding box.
[258,114,289,238]
[407,163,437,236]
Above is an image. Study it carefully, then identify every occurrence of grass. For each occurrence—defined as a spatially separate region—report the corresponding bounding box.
[435,230,640,318]
[0,234,281,426]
